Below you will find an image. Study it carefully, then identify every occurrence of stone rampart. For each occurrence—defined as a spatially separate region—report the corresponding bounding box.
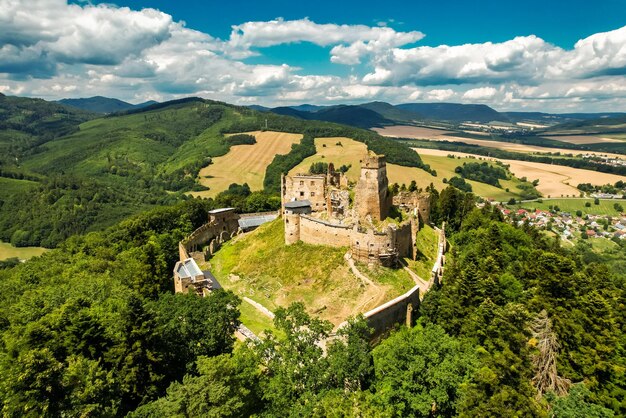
[298,216,352,247]
[363,284,420,339]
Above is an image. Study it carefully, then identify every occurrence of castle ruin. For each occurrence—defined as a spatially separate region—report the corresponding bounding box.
[282,153,430,267]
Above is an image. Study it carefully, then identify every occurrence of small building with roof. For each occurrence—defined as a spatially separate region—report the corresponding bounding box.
[174,257,220,296]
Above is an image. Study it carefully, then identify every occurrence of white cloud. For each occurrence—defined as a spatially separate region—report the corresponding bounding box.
[1,1,625,112]
[462,87,498,101]
[224,17,424,64]
[0,0,172,76]
[426,89,455,101]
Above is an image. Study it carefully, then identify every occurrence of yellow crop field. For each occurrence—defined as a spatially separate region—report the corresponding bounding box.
[413,147,626,197]
[290,137,366,181]
[544,135,623,145]
[290,136,521,200]
[192,131,302,197]
[375,125,626,160]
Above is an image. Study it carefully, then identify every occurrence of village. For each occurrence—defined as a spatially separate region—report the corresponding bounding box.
[498,202,626,243]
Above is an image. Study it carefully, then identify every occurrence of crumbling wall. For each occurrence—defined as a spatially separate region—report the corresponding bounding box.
[393,191,431,224]
[350,227,398,266]
[282,174,327,211]
[297,216,352,247]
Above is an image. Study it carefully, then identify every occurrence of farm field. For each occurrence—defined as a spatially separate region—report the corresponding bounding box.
[412,147,626,197]
[291,136,525,200]
[289,136,429,189]
[193,131,302,197]
[509,198,625,217]
[544,135,623,145]
[290,137,366,181]
[394,149,520,200]
[0,240,48,260]
[375,125,626,160]
[205,219,415,326]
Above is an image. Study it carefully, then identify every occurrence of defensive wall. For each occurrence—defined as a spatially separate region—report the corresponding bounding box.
[362,284,421,339]
[336,221,448,340]
[285,212,415,267]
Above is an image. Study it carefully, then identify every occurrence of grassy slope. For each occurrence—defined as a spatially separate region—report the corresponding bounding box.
[509,198,624,216]
[0,241,48,260]
[406,224,439,280]
[206,219,415,325]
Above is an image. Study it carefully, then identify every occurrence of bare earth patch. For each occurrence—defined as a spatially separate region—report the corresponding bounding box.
[192,131,302,198]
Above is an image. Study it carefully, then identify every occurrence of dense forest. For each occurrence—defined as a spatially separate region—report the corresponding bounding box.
[1,187,624,416]
[454,161,508,187]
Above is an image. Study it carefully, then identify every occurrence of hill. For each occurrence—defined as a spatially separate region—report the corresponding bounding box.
[545,115,626,135]
[0,93,96,174]
[357,101,420,122]
[58,96,158,114]
[397,102,508,123]
[0,95,427,247]
[269,104,393,128]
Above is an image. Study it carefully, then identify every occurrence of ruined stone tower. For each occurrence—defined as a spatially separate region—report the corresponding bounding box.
[355,153,391,222]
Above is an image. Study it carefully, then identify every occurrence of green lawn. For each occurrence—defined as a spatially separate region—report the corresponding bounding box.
[355,263,415,296]
[509,198,624,216]
[0,240,48,260]
[207,219,369,325]
[238,299,276,336]
[207,217,435,325]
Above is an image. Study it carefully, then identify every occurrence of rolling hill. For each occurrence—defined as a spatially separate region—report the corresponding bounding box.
[0,95,426,247]
[58,96,158,114]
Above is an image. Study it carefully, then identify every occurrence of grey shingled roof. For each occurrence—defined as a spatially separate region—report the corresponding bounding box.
[284,200,311,209]
[208,207,235,214]
[176,258,203,279]
[238,214,277,230]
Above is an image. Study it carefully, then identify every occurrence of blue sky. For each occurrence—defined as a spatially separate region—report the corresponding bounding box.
[2,0,626,111]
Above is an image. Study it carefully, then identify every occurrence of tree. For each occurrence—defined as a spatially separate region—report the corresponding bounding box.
[372,325,478,417]
[529,310,571,399]
[129,350,263,418]
[409,180,418,192]
[326,316,374,392]
[254,303,333,415]
[548,384,614,418]
[151,291,241,379]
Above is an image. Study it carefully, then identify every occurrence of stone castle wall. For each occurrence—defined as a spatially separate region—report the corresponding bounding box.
[393,191,431,224]
[297,216,352,247]
[349,222,413,266]
[363,284,420,339]
[354,154,391,222]
[282,174,327,211]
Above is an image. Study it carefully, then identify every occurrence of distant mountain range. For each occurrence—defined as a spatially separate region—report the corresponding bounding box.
[251,101,626,129]
[57,96,158,114]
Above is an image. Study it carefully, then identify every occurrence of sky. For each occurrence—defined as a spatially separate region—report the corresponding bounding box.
[1,0,625,112]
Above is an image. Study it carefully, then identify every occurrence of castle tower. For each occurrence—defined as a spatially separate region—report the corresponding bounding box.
[355,153,390,222]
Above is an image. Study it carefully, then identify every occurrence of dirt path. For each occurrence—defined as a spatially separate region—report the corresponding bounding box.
[344,252,378,288]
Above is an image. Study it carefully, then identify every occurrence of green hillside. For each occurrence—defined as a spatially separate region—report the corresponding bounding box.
[0,96,429,247]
